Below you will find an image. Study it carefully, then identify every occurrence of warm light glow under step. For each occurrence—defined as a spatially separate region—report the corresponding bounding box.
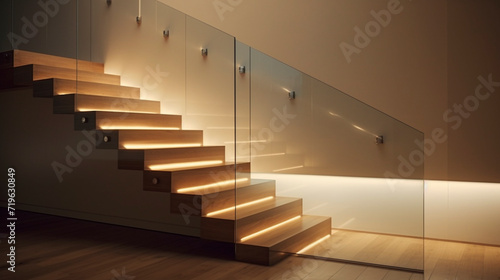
[206,196,274,217]
[148,160,223,171]
[296,234,331,254]
[77,108,158,114]
[177,178,249,194]
[240,216,301,242]
[122,143,202,149]
[99,125,180,130]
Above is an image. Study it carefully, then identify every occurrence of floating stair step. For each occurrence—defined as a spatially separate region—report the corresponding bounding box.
[143,162,251,193]
[53,94,160,114]
[0,50,104,72]
[13,64,121,86]
[251,153,304,173]
[170,179,276,217]
[201,197,303,243]
[95,130,204,149]
[236,215,332,265]
[118,146,226,171]
[34,78,139,98]
[74,111,182,131]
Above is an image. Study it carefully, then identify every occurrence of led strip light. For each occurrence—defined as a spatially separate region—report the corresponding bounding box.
[177,178,249,194]
[148,160,223,171]
[206,196,274,217]
[240,216,301,242]
[122,143,202,149]
[296,234,331,254]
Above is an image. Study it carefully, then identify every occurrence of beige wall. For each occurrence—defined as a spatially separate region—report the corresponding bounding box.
[161,0,500,183]
[160,0,450,180]
[447,0,500,183]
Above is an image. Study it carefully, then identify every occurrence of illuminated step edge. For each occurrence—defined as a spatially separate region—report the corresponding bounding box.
[240,216,302,242]
[177,178,249,194]
[122,143,202,149]
[296,234,331,254]
[205,196,274,217]
[148,160,224,171]
[99,126,181,130]
[77,108,157,114]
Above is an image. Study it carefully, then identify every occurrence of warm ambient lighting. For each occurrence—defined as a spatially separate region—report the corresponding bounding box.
[296,234,331,254]
[206,196,274,217]
[122,143,202,149]
[352,124,378,138]
[240,216,301,242]
[77,108,157,114]
[224,140,267,144]
[250,153,286,158]
[148,160,223,171]
[273,165,304,172]
[99,126,180,130]
[177,178,249,194]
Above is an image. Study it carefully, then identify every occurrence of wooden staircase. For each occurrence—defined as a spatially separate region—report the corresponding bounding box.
[0,49,332,266]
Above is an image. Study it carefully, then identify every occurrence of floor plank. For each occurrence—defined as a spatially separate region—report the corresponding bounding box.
[1,210,499,280]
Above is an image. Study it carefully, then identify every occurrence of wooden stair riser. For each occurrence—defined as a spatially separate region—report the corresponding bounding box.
[170,180,276,217]
[0,50,104,72]
[74,111,182,131]
[143,163,250,193]
[118,146,226,170]
[95,130,203,149]
[13,65,121,86]
[34,78,139,98]
[200,198,303,243]
[236,216,332,265]
[236,199,303,240]
[53,94,160,114]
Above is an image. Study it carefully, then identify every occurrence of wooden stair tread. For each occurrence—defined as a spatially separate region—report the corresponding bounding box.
[207,197,300,220]
[75,111,182,131]
[170,179,275,217]
[145,162,247,174]
[143,162,251,193]
[1,50,104,72]
[118,146,226,171]
[201,196,302,242]
[53,94,160,114]
[96,129,204,149]
[237,215,330,247]
[235,215,332,265]
[182,178,272,196]
[34,78,140,98]
[13,64,121,86]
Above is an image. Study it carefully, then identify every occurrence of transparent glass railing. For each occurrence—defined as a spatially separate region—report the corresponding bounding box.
[1,0,424,274]
[235,47,424,271]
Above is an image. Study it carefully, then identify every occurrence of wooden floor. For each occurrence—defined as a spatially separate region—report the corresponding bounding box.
[0,211,498,280]
[299,229,424,271]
